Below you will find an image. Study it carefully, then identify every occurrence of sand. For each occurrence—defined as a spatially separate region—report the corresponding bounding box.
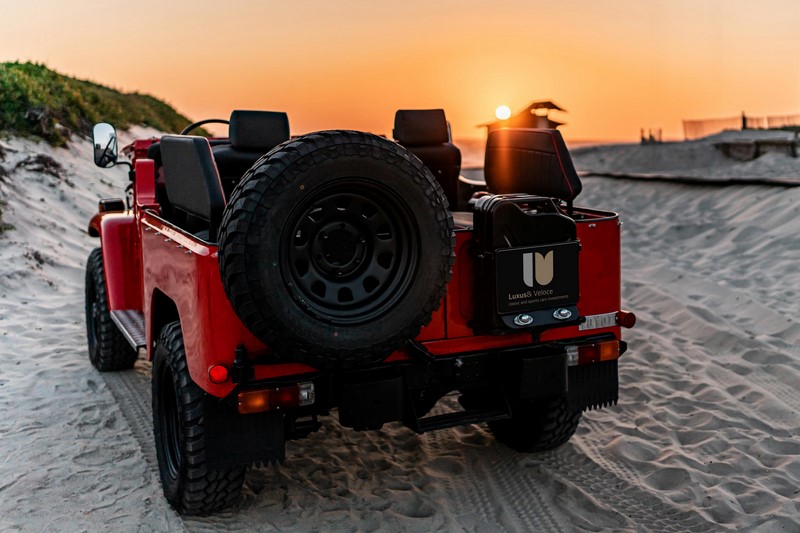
[0,130,798,531]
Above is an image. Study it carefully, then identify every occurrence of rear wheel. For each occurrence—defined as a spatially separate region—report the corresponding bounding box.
[84,248,137,371]
[152,321,246,515]
[488,395,582,452]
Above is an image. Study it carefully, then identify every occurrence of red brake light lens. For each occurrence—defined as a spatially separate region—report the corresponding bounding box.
[208,364,229,384]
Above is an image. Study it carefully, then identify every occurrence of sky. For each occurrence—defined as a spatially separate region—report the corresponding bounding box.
[1,0,798,142]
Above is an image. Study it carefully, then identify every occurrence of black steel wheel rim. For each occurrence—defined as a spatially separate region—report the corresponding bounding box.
[159,367,182,481]
[280,179,419,324]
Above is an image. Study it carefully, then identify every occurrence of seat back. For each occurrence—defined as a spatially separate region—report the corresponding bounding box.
[212,110,290,196]
[393,109,461,208]
[483,128,582,203]
[160,135,226,241]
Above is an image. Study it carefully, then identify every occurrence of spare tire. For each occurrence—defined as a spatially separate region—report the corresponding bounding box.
[218,130,454,369]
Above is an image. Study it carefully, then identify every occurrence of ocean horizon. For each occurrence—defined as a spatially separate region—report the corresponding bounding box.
[454,137,631,169]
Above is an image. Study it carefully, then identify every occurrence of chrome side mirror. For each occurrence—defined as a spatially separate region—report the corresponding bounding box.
[92,123,118,168]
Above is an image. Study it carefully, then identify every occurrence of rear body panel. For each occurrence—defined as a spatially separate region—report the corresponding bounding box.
[125,203,623,397]
[139,213,271,398]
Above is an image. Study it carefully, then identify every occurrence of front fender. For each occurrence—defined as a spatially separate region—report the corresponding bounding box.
[98,212,142,311]
[88,212,102,237]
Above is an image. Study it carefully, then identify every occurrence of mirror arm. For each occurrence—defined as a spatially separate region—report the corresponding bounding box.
[112,159,133,170]
[125,182,133,210]
[107,159,135,180]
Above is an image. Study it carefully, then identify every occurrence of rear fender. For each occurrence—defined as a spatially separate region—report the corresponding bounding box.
[98,213,142,311]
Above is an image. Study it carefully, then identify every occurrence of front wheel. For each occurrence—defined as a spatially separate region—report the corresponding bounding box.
[488,395,582,452]
[84,248,137,371]
[152,321,246,514]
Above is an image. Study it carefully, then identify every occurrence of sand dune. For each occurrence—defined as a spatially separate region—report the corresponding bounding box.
[572,130,800,183]
[0,132,798,531]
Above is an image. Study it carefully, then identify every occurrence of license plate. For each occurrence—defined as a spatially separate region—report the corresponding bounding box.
[495,242,579,314]
[579,312,618,331]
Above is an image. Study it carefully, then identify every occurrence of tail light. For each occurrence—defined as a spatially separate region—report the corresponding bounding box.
[618,310,637,329]
[237,382,316,415]
[566,339,620,366]
[208,364,229,384]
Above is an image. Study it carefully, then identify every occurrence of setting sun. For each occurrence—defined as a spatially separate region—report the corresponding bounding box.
[495,105,511,120]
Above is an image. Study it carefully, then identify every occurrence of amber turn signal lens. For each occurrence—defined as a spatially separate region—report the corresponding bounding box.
[576,339,621,364]
[238,390,270,414]
[597,340,620,361]
[237,382,316,415]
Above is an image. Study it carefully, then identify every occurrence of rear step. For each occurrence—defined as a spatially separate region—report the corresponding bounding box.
[413,407,511,433]
[407,391,512,433]
[110,310,146,352]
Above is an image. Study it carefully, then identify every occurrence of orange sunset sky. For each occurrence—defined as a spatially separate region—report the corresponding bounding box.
[1,0,798,142]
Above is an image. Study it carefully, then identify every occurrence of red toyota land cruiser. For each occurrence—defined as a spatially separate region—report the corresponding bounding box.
[85,109,634,514]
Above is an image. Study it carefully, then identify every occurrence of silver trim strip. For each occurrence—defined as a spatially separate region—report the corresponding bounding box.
[579,312,618,331]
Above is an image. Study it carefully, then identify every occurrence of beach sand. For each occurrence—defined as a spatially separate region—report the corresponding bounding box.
[0,131,797,531]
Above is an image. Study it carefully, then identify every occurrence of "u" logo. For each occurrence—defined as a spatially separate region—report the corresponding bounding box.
[523,251,554,287]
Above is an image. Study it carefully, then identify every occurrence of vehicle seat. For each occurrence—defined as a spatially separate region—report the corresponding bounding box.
[160,135,226,242]
[483,128,582,207]
[212,110,290,197]
[146,142,175,221]
[393,109,461,209]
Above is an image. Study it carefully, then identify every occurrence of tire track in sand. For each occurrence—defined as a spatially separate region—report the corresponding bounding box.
[477,446,569,532]
[101,364,157,468]
[531,447,724,532]
[423,397,570,532]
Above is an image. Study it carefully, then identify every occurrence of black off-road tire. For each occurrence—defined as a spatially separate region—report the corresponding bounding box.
[84,247,137,371]
[218,130,454,369]
[488,395,582,452]
[152,321,246,515]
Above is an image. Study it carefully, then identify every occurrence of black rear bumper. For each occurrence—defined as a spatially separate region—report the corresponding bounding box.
[325,338,623,433]
[207,338,623,467]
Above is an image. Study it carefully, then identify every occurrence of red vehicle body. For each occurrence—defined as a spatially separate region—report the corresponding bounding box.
[85,110,634,514]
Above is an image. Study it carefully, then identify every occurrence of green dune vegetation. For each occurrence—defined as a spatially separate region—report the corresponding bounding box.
[0,61,201,146]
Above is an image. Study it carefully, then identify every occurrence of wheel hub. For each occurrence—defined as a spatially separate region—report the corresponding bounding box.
[313,222,366,277]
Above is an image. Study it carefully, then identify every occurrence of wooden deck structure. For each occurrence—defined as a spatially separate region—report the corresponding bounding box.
[480,101,566,133]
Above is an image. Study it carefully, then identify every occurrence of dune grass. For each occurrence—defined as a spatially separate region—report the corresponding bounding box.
[0,61,202,146]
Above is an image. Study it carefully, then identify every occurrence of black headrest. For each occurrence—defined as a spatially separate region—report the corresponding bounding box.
[146,142,162,166]
[160,135,226,240]
[484,128,582,203]
[393,109,450,146]
[229,110,290,151]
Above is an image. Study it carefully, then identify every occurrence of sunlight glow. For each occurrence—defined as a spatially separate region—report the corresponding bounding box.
[495,105,512,120]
